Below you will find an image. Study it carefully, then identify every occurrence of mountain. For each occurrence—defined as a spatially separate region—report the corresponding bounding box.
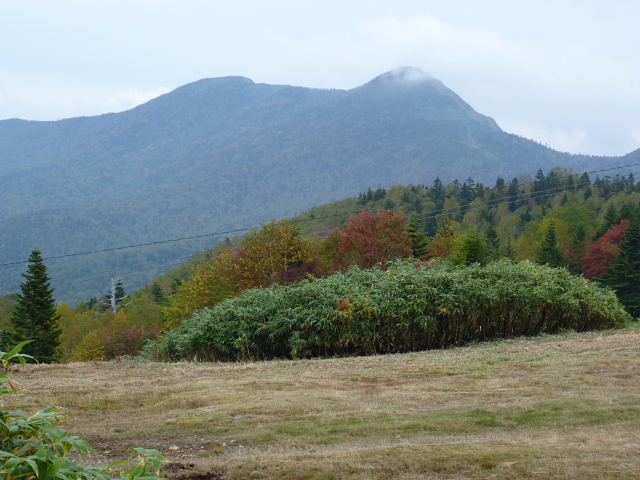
[0,67,636,302]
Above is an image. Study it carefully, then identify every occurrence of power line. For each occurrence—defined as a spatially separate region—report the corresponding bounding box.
[2,161,638,270]
[0,227,252,268]
[1,162,639,296]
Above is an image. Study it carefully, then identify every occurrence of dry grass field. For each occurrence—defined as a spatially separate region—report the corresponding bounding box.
[5,325,640,480]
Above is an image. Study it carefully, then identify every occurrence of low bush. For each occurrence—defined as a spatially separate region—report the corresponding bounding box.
[145,260,631,362]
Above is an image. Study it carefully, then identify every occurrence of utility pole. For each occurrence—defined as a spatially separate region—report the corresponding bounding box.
[103,276,129,315]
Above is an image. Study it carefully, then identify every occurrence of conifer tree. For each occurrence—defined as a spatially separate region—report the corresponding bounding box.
[600,215,640,317]
[533,168,547,198]
[150,282,166,306]
[484,225,501,260]
[537,222,565,268]
[596,205,619,238]
[406,214,429,258]
[11,250,61,363]
[565,175,575,191]
[566,225,587,274]
[507,178,519,211]
[502,241,516,260]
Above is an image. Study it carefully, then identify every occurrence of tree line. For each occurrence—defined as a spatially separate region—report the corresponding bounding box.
[2,166,640,362]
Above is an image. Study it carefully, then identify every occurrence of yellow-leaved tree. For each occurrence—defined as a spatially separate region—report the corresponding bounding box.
[163,249,239,329]
[234,219,316,290]
[163,219,318,330]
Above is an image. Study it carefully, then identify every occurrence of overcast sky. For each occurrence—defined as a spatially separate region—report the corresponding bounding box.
[1,0,638,156]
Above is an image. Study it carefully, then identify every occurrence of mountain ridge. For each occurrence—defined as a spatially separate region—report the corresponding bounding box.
[0,67,635,302]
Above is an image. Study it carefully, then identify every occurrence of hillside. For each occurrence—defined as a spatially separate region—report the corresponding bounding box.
[1,67,636,302]
[7,326,640,479]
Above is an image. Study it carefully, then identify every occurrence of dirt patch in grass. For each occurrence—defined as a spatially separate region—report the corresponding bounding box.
[6,325,640,479]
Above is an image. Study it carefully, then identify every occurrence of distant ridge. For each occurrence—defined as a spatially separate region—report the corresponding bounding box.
[0,67,633,302]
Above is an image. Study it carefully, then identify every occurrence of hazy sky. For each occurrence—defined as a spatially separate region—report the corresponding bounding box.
[1,0,638,156]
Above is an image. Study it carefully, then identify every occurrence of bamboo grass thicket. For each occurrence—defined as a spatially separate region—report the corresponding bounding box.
[145,260,631,362]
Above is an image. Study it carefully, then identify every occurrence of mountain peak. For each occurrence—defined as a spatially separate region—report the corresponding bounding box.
[368,67,436,88]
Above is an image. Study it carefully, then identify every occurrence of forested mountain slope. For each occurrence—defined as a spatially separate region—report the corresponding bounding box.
[1,67,636,302]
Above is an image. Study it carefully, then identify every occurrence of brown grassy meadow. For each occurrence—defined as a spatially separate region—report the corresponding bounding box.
[5,325,640,480]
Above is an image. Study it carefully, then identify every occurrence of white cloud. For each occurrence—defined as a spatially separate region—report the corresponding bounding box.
[103,87,171,113]
[359,13,627,90]
[360,14,507,61]
[497,118,588,154]
[0,86,170,121]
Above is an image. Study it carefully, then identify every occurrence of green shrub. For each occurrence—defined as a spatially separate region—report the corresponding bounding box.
[145,260,631,362]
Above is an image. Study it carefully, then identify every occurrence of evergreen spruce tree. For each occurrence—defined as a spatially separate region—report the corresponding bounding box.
[502,241,516,260]
[11,250,61,363]
[537,222,565,268]
[150,282,166,306]
[600,215,640,317]
[533,168,547,198]
[618,203,634,222]
[507,178,519,211]
[596,205,619,238]
[484,225,501,260]
[566,225,587,275]
[406,214,429,258]
[565,175,575,191]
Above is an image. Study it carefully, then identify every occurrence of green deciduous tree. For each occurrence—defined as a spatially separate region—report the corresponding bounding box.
[10,250,61,363]
[453,229,489,266]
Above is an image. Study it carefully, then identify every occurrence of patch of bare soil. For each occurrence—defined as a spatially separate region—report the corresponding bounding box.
[162,462,224,480]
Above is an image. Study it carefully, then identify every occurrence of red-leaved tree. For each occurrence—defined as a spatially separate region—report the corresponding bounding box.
[582,219,630,279]
[326,209,412,270]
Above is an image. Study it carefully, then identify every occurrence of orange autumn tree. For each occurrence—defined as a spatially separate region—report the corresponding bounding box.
[164,219,317,329]
[426,218,458,260]
[326,209,412,270]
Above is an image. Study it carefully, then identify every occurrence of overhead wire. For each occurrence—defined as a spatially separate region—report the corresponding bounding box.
[1,161,638,296]
[1,160,638,269]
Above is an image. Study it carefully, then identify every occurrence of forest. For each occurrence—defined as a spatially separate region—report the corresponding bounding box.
[2,70,637,304]
[1,164,638,362]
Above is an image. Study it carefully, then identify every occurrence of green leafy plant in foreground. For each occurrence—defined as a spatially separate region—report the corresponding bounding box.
[0,341,167,480]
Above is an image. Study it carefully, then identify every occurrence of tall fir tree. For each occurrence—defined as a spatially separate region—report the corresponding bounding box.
[600,215,640,317]
[537,222,566,268]
[11,250,61,363]
[484,225,501,260]
[150,282,166,306]
[406,214,429,259]
[596,205,619,238]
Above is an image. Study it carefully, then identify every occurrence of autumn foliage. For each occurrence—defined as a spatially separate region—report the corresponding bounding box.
[326,209,412,270]
[582,219,629,279]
